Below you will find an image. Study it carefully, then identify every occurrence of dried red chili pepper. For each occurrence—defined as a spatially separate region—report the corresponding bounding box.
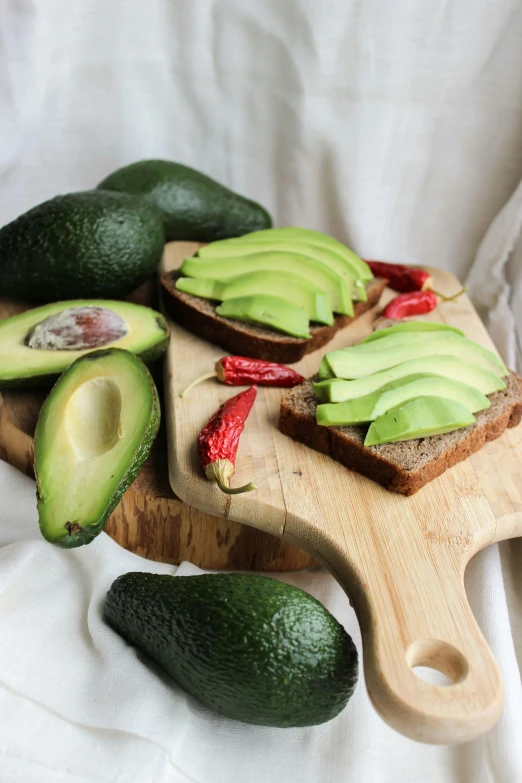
[181,356,304,397]
[367,260,432,293]
[198,385,257,495]
[383,287,466,320]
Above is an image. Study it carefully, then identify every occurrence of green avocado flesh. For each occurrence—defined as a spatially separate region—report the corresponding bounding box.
[176,270,334,325]
[181,251,354,316]
[359,321,464,343]
[316,322,469,379]
[0,300,169,387]
[313,355,506,402]
[316,373,490,426]
[97,159,272,242]
[202,227,372,281]
[324,332,508,380]
[364,396,476,446]
[317,355,335,380]
[104,572,359,727]
[34,349,160,548]
[313,320,508,445]
[216,295,311,338]
[198,238,367,300]
[0,191,165,301]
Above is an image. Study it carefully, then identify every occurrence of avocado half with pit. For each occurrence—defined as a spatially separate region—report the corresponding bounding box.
[0,300,169,387]
[34,348,160,548]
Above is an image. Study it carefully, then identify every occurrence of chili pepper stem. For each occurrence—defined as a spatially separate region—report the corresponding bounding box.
[205,459,256,495]
[431,286,467,302]
[180,371,218,397]
[216,477,257,495]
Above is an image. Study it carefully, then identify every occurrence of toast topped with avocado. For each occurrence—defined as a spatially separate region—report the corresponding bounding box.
[161,228,387,363]
[279,321,522,494]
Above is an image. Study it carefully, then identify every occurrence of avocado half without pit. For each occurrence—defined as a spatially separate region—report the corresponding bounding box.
[34,348,160,548]
[0,300,169,387]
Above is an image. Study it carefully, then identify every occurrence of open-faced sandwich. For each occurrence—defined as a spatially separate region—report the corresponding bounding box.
[160,227,387,363]
[279,321,522,494]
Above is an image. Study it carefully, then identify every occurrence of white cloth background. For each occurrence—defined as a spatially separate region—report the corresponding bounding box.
[0,1,521,781]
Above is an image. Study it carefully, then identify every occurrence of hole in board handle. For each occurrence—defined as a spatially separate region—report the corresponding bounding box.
[406,640,468,686]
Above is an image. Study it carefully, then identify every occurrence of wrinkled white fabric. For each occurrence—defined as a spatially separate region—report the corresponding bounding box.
[1,1,522,781]
[2,0,522,281]
[0,461,521,783]
[466,181,522,373]
[1,0,521,363]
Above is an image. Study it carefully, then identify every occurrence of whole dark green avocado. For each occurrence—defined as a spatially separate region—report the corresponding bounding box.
[0,190,165,301]
[104,572,358,727]
[97,159,272,242]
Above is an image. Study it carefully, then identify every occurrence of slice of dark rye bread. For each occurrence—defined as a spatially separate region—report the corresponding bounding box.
[160,271,387,363]
[279,372,522,495]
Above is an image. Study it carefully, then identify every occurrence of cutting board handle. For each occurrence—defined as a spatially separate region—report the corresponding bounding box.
[329,533,503,744]
[286,524,505,745]
[363,573,503,744]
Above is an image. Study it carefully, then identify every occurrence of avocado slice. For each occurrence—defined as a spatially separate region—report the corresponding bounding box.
[0,191,165,301]
[176,270,334,325]
[104,572,358,727]
[316,373,490,426]
[359,321,465,343]
[324,332,508,379]
[317,355,335,380]
[35,348,160,548]
[181,251,354,316]
[364,396,476,446]
[313,355,507,402]
[316,324,468,381]
[198,238,368,301]
[97,159,272,242]
[0,300,169,387]
[202,227,372,281]
[216,295,311,338]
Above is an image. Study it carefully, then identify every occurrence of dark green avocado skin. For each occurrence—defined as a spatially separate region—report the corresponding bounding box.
[0,191,165,301]
[104,572,358,727]
[97,160,272,242]
[34,349,161,548]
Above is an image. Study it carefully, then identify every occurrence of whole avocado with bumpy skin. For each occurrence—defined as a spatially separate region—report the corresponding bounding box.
[0,191,165,301]
[104,572,358,727]
[97,159,272,242]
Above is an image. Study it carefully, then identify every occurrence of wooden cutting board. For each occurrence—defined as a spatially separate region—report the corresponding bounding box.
[164,242,522,745]
[0,283,314,571]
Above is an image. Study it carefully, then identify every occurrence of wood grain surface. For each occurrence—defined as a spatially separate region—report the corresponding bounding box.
[0,285,315,571]
[164,242,522,745]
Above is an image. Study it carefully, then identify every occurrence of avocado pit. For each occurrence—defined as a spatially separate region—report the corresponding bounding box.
[25,306,128,351]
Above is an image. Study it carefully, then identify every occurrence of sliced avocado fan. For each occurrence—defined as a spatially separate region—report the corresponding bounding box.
[198,235,368,300]
[0,300,169,387]
[199,227,373,281]
[313,320,509,446]
[176,270,334,325]
[181,251,354,316]
[323,331,508,380]
[34,348,160,548]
